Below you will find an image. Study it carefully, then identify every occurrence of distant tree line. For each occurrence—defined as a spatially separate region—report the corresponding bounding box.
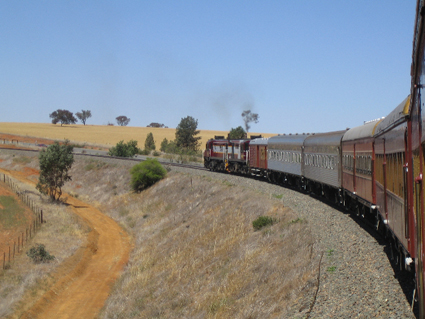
[147,122,168,128]
[108,116,202,163]
[49,109,134,127]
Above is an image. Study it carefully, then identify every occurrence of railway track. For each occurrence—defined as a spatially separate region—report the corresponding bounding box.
[0,145,208,172]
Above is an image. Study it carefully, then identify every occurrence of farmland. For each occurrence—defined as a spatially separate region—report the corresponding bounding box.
[0,122,277,150]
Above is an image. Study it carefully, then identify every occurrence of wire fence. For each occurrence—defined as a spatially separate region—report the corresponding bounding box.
[0,173,44,270]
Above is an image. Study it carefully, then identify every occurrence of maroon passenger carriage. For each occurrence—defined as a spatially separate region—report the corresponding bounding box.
[410,0,425,315]
[249,137,269,178]
[342,119,381,214]
[373,96,415,268]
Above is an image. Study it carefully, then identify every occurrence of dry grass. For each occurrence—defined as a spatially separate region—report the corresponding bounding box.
[0,152,318,318]
[0,154,86,318]
[0,122,277,150]
[65,158,318,318]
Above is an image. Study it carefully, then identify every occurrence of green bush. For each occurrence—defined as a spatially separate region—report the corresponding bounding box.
[252,216,274,231]
[108,140,140,157]
[130,158,167,192]
[27,244,55,263]
[139,149,150,155]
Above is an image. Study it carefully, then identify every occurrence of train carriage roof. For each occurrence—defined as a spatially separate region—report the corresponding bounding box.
[268,134,309,147]
[304,130,347,148]
[374,95,410,137]
[342,120,382,141]
[250,137,269,145]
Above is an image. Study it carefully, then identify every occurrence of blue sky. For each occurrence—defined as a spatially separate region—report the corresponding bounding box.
[0,1,416,134]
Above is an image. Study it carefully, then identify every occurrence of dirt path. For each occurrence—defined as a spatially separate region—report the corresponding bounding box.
[0,168,132,319]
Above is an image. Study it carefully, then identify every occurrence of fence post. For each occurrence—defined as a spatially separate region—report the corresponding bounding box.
[41,210,43,223]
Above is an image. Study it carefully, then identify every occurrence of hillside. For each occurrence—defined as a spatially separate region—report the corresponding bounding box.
[0,151,317,318]
[65,156,318,318]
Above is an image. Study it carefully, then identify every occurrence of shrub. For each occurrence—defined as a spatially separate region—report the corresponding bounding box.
[130,158,167,192]
[108,140,140,157]
[27,244,55,263]
[139,149,150,155]
[252,216,274,230]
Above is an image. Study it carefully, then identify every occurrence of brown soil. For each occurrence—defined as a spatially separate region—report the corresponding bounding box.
[0,167,132,319]
[0,133,54,145]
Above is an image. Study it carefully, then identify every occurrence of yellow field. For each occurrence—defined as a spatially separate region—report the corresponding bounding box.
[0,122,277,150]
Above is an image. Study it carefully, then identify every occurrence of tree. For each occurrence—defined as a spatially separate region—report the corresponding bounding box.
[49,109,77,126]
[36,141,74,201]
[76,110,92,125]
[175,116,201,151]
[144,132,156,151]
[160,138,169,152]
[241,110,259,132]
[147,122,165,128]
[130,158,167,192]
[228,126,247,139]
[116,116,130,126]
[108,140,139,157]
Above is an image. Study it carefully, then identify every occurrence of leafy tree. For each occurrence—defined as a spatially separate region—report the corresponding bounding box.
[144,132,156,151]
[36,141,74,201]
[116,115,130,126]
[49,109,77,126]
[160,138,169,152]
[76,110,92,125]
[175,116,201,151]
[228,126,247,139]
[130,158,167,192]
[108,140,139,157]
[241,110,259,132]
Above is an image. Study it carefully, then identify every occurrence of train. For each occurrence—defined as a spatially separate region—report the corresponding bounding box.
[203,2,425,317]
